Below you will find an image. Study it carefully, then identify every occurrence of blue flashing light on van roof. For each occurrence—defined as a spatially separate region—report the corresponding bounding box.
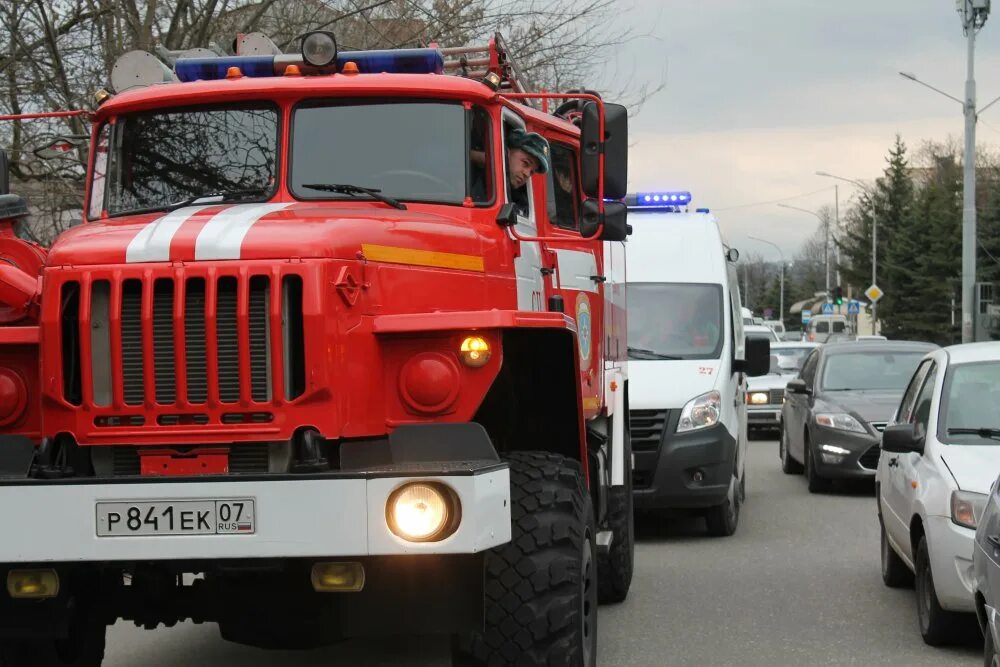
[696,208,710,214]
[174,48,444,82]
[625,191,693,211]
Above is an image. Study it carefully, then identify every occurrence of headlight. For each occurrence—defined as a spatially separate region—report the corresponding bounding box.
[748,392,769,405]
[386,482,459,542]
[678,391,721,433]
[815,413,866,434]
[951,490,988,529]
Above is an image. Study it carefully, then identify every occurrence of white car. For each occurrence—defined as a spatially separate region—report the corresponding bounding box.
[744,324,779,344]
[878,342,1000,645]
[746,342,820,431]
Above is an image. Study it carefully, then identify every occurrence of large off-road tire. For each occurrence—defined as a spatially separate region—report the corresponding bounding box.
[879,517,914,588]
[598,419,634,604]
[915,535,963,646]
[780,426,803,475]
[704,472,740,537]
[452,451,597,667]
[0,602,106,667]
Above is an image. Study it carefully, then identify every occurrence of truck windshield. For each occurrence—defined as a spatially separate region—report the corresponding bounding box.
[290,101,478,205]
[626,283,724,360]
[101,104,279,217]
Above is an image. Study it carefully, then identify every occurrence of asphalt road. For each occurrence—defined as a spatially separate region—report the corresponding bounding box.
[103,437,982,666]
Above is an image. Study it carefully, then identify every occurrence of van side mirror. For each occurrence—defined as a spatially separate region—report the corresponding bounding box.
[882,423,924,455]
[580,200,630,241]
[580,102,627,200]
[734,336,770,377]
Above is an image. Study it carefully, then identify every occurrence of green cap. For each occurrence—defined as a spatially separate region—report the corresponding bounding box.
[507,128,550,174]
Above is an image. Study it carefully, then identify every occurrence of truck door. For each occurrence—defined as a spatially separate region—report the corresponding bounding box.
[502,112,544,311]
[541,139,603,417]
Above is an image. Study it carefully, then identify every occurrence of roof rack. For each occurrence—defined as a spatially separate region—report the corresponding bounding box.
[438,33,532,97]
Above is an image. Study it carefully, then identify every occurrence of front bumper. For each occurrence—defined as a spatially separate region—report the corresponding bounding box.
[810,426,880,480]
[631,410,737,511]
[0,463,511,563]
[747,407,781,427]
[926,515,977,612]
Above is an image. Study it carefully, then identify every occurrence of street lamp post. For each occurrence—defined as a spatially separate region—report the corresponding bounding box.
[815,172,878,334]
[899,0,993,342]
[748,235,785,323]
[776,203,829,294]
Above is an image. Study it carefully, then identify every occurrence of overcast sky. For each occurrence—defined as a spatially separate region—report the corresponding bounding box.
[609,0,1000,261]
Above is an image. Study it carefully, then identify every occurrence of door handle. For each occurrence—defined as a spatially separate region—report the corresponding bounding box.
[887,457,899,468]
[988,535,1000,550]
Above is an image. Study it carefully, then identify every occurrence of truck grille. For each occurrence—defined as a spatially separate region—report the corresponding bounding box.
[59,272,306,412]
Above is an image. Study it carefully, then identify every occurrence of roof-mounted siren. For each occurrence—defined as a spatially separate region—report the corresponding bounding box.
[110,50,177,93]
[625,191,693,212]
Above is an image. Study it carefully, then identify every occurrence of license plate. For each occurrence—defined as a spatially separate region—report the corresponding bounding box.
[96,499,256,537]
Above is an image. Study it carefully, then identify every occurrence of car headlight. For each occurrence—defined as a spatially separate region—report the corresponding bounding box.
[678,391,721,433]
[748,391,769,405]
[815,413,866,434]
[951,490,988,529]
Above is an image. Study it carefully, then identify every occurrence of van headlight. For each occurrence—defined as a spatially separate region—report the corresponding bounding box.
[677,391,721,433]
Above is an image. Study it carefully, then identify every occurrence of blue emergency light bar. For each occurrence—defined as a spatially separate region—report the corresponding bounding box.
[174,48,444,82]
[625,191,693,211]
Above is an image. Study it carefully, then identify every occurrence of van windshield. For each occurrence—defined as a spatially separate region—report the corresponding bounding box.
[626,283,724,360]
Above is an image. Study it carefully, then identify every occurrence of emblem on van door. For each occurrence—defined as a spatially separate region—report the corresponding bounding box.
[576,292,592,369]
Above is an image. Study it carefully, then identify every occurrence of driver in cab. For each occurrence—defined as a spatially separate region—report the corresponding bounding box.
[470,129,550,214]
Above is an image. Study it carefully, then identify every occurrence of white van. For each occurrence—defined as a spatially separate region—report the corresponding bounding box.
[624,194,769,536]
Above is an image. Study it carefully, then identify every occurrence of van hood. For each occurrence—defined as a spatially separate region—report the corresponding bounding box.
[48,202,484,266]
[629,359,723,410]
[940,446,1000,494]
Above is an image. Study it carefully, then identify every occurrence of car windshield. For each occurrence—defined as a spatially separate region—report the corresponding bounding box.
[291,101,484,205]
[820,351,927,392]
[770,347,813,374]
[626,283,724,360]
[101,104,279,217]
[939,361,1000,445]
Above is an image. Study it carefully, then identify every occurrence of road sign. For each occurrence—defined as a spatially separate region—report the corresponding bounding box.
[821,302,834,315]
[865,284,884,303]
[801,309,812,323]
[847,300,860,315]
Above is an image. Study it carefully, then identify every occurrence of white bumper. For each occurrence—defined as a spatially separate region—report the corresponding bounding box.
[926,515,977,612]
[0,468,511,563]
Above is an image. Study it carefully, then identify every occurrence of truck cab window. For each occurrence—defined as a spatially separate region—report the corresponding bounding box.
[546,143,580,230]
[467,106,493,204]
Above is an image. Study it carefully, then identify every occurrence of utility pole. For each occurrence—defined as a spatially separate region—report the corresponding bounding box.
[834,185,841,289]
[960,0,988,343]
[747,235,785,324]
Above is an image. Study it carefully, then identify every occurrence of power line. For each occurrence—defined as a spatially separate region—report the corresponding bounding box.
[715,186,836,212]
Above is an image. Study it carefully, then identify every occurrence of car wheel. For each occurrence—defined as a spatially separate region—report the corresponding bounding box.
[879,517,913,588]
[804,438,832,493]
[780,427,803,475]
[986,622,999,667]
[705,473,740,537]
[915,535,962,646]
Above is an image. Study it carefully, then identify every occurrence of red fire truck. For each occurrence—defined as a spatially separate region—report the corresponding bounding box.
[0,32,632,666]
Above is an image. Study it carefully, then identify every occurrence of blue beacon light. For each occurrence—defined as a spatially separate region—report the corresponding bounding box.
[634,191,692,208]
[174,48,444,82]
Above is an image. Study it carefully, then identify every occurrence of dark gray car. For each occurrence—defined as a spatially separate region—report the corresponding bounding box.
[779,341,937,492]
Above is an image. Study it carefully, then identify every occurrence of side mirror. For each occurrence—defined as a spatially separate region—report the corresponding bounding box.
[580,102,627,200]
[786,378,810,395]
[734,336,770,377]
[882,423,924,455]
[580,199,629,241]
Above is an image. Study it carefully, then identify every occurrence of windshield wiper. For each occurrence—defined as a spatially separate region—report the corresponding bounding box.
[166,187,269,211]
[302,183,407,210]
[947,427,1000,440]
[627,347,683,361]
